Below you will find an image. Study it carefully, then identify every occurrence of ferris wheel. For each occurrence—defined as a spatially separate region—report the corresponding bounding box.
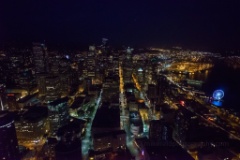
[213,89,224,100]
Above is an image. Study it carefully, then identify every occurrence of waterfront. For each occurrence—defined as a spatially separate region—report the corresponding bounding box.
[173,62,240,112]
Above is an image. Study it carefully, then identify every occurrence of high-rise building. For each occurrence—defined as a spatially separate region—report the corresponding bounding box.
[48,55,60,75]
[149,120,172,142]
[126,47,133,59]
[0,111,19,160]
[17,67,36,91]
[15,106,49,144]
[55,118,83,160]
[32,43,48,74]
[58,57,71,74]
[37,75,61,102]
[0,84,7,110]
[147,84,158,101]
[36,74,47,96]
[12,52,36,91]
[134,68,145,87]
[6,93,19,111]
[59,73,71,96]
[0,55,10,85]
[101,38,108,47]
[122,47,134,83]
[156,75,169,102]
[87,46,97,78]
[99,38,109,61]
[45,76,61,102]
[174,107,199,143]
[9,54,24,84]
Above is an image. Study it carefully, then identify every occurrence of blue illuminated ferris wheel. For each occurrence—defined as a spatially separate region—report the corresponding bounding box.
[213,90,224,100]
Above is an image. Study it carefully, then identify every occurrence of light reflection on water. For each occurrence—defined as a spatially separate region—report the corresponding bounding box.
[211,100,223,107]
[175,70,211,82]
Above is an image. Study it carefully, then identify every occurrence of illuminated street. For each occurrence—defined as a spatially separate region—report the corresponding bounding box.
[119,64,143,160]
[82,90,102,160]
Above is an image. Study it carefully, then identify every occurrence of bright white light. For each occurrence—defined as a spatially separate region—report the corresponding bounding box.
[138,68,143,72]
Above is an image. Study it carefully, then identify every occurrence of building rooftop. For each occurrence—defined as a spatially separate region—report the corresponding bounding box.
[23,106,48,122]
[92,105,120,128]
[124,83,135,90]
[55,139,82,158]
[70,97,85,109]
[57,117,86,137]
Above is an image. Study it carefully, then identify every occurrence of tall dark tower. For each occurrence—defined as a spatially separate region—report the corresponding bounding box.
[101,38,108,48]
[87,46,96,78]
[0,84,6,111]
[122,47,134,83]
[33,43,49,98]
[0,111,19,160]
[32,42,48,74]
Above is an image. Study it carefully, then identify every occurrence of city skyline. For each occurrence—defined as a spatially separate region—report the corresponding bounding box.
[0,40,240,159]
[1,1,240,159]
[1,0,240,51]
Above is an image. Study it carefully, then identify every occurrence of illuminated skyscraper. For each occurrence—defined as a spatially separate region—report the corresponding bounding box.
[0,111,19,160]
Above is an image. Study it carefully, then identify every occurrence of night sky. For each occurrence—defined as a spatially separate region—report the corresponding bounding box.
[1,0,240,50]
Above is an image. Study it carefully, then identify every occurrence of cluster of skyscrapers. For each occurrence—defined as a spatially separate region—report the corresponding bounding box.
[0,39,239,160]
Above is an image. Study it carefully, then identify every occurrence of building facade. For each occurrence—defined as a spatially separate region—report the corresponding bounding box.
[0,111,19,160]
[48,97,69,133]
